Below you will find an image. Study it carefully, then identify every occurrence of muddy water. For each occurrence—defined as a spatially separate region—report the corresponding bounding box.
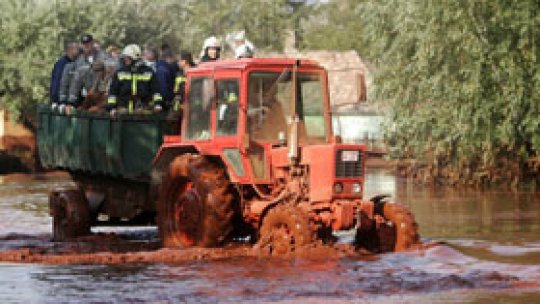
[0,171,539,303]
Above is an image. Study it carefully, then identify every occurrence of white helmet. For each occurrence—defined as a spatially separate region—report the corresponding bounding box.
[235,44,253,59]
[203,36,221,50]
[121,44,142,60]
[233,30,246,41]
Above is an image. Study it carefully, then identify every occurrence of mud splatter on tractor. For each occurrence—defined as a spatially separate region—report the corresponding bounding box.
[37,58,419,254]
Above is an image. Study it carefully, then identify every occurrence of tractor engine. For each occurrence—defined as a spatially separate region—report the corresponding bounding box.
[240,144,366,238]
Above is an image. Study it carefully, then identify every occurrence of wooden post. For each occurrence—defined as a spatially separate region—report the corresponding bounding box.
[0,109,5,150]
[357,73,367,102]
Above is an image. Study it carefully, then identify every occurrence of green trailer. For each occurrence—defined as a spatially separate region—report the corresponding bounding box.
[36,105,179,231]
[37,105,176,180]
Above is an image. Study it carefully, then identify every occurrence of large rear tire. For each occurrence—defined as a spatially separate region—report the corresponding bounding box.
[355,202,419,253]
[257,205,313,255]
[157,154,237,248]
[50,188,91,241]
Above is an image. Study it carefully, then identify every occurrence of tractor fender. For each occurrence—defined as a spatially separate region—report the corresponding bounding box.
[149,144,199,202]
[150,145,234,198]
[152,144,199,172]
[255,189,290,229]
[258,201,280,229]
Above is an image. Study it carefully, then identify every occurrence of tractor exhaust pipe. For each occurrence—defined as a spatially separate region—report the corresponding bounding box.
[288,115,299,162]
[288,60,301,164]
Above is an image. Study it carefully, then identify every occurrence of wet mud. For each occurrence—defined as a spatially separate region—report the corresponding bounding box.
[0,230,376,265]
[2,231,533,302]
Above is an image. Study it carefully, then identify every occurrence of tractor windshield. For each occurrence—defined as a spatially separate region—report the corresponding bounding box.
[247,70,327,144]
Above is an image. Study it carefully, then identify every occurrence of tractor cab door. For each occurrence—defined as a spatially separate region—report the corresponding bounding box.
[184,74,242,141]
[184,76,214,141]
[212,73,250,182]
[244,70,292,182]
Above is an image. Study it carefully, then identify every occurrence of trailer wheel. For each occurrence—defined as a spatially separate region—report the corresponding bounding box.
[50,189,91,241]
[355,202,419,253]
[157,155,236,248]
[256,205,313,255]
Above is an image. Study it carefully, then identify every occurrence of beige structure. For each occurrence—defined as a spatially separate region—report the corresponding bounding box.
[261,35,373,111]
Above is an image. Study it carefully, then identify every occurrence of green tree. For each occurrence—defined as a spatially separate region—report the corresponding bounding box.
[304,0,540,185]
[0,0,301,120]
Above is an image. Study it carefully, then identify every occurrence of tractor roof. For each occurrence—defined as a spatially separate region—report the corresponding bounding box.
[194,58,324,71]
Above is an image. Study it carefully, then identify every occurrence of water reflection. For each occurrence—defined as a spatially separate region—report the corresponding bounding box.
[364,171,540,244]
[0,171,538,303]
[0,174,73,234]
[1,248,537,303]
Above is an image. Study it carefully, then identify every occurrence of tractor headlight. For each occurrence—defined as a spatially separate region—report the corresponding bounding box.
[352,182,362,193]
[333,182,343,194]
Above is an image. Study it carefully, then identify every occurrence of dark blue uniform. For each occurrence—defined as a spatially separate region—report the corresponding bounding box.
[155,60,175,108]
[49,55,73,104]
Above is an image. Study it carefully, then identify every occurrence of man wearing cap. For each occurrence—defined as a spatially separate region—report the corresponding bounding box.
[107,44,163,115]
[61,34,106,109]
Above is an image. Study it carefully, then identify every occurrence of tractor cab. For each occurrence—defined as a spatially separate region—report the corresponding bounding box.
[170,58,364,202]
[155,58,418,253]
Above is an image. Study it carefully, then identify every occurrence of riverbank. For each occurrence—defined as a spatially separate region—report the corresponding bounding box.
[394,157,540,190]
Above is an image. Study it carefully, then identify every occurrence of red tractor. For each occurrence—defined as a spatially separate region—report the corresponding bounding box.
[152,58,419,254]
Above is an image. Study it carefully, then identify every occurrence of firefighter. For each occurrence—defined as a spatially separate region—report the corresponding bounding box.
[106,44,163,115]
[171,51,196,112]
[156,46,176,109]
[217,85,239,135]
[233,30,255,59]
[199,36,221,62]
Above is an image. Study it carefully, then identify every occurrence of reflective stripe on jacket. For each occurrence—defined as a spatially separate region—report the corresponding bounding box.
[107,62,162,110]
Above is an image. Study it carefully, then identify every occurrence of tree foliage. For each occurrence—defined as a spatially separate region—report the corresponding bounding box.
[303,0,540,184]
[1,0,538,183]
[0,0,294,117]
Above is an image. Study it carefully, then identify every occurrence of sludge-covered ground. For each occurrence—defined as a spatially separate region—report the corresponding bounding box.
[0,171,539,303]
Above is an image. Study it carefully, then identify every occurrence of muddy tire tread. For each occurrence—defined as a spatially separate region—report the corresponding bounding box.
[258,204,313,255]
[157,154,236,248]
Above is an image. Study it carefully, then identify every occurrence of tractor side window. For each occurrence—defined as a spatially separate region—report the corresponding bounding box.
[299,73,326,140]
[186,77,213,140]
[216,79,240,136]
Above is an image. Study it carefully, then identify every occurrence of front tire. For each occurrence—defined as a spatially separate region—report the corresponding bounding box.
[157,154,237,248]
[355,202,419,253]
[257,205,313,255]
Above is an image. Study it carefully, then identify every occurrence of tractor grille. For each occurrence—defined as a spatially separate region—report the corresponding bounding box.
[335,150,363,178]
